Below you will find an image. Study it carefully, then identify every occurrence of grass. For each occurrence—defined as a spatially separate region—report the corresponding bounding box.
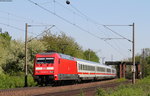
[96,76,150,96]
[115,78,126,83]
[0,73,37,89]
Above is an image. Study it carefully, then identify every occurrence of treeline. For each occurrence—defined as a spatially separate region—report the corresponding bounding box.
[125,49,150,78]
[0,31,99,75]
[135,48,150,77]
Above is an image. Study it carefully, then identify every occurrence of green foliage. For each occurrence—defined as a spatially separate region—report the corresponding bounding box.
[84,49,99,62]
[2,39,46,75]
[0,73,36,89]
[130,49,150,77]
[96,88,107,96]
[115,78,126,83]
[2,40,24,74]
[143,56,150,76]
[109,87,143,96]
[96,76,150,96]
[40,32,85,59]
[0,32,12,73]
[78,89,85,96]
[0,31,11,41]
[126,48,150,78]
[0,31,100,89]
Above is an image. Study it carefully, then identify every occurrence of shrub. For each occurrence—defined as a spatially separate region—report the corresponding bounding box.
[96,88,107,96]
[96,76,150,96]
[0,73,36,89]
[115,78,126,83]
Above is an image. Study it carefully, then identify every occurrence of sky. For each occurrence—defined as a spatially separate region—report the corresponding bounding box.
[0,0,150,62]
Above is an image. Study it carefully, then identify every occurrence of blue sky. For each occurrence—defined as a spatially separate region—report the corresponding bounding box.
[0,0,149,61]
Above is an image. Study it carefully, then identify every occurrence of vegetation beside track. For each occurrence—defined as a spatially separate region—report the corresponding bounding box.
[0,73,36,89]
[96,76,150,96]
[0,32,99,89]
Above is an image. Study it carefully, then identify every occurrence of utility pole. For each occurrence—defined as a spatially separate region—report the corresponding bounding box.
[24,24,54,87]
[101,57,105,64]
[0,28,2,33]
[142,49,145,78]
[132,23,135,84]
[88,49,91,61]
[24,23,28,87]
[103,23,136,84]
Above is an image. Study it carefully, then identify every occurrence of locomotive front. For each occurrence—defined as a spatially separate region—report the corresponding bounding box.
[33,52,59,85]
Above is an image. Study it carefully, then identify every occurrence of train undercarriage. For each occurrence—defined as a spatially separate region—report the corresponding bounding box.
[34,75,116,86]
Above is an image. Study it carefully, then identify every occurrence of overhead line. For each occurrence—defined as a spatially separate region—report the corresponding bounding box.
[0,10,47,25]
[28,25,55,42]
[0,22,24,31]
[27,0,104,40]
[69,2,132,53]
[103,25,132,42]
[104,41,127,57]
[27,0,127,57]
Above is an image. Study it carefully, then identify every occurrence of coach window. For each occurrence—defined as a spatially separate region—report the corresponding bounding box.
[89,66,91,71]
[112,69,115,73]
[82,65,84,70]
[80,64,82,70]
[107,68,111,73]
[78,64,80,70]
[99,67,105,72]
[88,66,90,71]
[85,65,87,70]
[80,64,83,70]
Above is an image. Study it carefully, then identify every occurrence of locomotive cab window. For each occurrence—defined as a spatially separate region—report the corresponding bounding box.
[37,57,54,64]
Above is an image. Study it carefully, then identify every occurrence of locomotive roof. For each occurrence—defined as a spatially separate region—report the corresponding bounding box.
[38,52,74,60]
[59,53,74,60]
[38,52,56,55]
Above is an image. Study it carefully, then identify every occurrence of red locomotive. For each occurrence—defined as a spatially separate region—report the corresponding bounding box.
[33,52,116,85]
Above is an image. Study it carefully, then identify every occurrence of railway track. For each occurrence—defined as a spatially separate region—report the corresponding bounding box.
[35,80,131,96]
[0,79,131,96]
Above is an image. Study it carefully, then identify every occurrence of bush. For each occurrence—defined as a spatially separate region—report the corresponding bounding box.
[0,73,36,89]
[96,88,107,96]
[109,87,143,96]
[96,76,150,96]
[115,78,126,83]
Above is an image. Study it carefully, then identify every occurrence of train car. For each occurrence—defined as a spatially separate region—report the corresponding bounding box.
[33,52,116,85]
[76,59,116,80]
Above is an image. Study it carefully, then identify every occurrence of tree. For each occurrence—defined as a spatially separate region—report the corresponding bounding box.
[83,49,100,62]
[0,32,11,74]
[2,40,24,75]
[40,32,85,59]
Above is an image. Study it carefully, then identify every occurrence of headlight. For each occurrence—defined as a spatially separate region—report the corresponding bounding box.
[50,71,54,73]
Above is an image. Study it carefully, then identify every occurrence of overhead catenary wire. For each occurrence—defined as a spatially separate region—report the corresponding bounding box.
[27,0,104,40]
[0,22,54,41]
[0,22,24,31]
[68,2,103,26]
[27,0,122,41]
[103,25,132,42]
[0,0,129,59]
[28,25,55,42]
[69,2,132,50]
[27,0,128,57]
[0,10,48,25]
[42,0,130,45]
[104,40,127,57]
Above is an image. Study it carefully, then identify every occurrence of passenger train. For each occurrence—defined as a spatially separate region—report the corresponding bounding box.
[33,52,116,85]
